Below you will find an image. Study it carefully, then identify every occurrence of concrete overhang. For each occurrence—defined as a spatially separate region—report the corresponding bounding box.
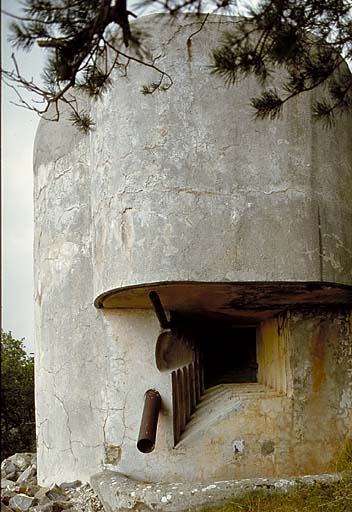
[94,281,352,322]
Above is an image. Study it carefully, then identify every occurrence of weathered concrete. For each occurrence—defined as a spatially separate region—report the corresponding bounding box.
[33,14,352,487]
[91,470,347,512]
[88,14,352,295]
[34,94,108,484]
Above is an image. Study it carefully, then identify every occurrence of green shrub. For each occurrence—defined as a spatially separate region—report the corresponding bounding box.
[1,330,36,460]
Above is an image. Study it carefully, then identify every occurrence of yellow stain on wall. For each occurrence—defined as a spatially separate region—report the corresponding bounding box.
[257,314,291,395]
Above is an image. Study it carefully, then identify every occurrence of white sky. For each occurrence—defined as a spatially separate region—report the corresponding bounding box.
[2,0,43,353]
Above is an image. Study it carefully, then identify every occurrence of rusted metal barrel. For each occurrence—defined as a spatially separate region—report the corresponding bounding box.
[149,291,170,329]
[137,389,161,453]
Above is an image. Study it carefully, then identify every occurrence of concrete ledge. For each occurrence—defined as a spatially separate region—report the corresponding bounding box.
[90,470,345,512]
[94,281,352,312]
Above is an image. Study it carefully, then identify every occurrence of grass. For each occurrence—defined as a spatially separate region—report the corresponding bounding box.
[203,441,352,512]
[334,439,352,473]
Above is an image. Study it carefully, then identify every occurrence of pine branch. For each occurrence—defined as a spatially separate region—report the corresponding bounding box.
[2,0,351,131]
[211,0,352,125]
[251,89,283,120]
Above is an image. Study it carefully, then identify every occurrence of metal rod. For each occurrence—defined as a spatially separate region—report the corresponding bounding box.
[137,389,161,453]
[149,291,170,329]
[172,371,180,446]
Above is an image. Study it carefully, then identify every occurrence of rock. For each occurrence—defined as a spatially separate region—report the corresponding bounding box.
[8,493,33,512]
[59,481,81,491]
[4,472,17,482]
[39,501,73,512]
[17,484,40,497]
[52,500,74,511]
[9,454,33,471]
[46,485,68,501]
[34,488,50,500]
[1,479,17,490]
[4,463,17,475]
[17,486,29,495]
[2,453,104,512]
[26,483,41,497]
[1,503,13,512]
[17,466,36,484]
[68,484,104,512]
[1,490,16,505]
[40,504,55,512]
[33,488,52,507]
[33,485,69,507]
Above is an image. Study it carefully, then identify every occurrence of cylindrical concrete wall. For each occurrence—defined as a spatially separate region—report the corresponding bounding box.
[89,14,352,299]
[33,14,352,486]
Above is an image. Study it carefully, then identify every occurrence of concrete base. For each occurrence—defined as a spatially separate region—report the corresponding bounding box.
[90,470,344,512]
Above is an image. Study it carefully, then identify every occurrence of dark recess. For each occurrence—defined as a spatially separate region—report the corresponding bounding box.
[201,326,258,388]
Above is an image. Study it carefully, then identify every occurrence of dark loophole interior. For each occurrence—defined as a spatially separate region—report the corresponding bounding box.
[201,326,258,388]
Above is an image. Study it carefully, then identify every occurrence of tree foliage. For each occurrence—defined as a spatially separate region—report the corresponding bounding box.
[1,0,351,130]
[211,0,352,127]
[1,330,36,461]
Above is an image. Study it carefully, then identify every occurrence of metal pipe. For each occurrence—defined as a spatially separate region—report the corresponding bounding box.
[149,291,170,329]
[137,389,161,453]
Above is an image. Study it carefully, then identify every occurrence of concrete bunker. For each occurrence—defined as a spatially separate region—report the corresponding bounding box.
[33,13,352,489]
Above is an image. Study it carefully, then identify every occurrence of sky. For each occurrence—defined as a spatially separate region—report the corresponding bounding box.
[2,0,43,353]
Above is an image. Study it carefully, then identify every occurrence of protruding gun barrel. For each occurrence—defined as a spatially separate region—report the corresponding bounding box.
[137,389,161,453]
[149,291,170,329]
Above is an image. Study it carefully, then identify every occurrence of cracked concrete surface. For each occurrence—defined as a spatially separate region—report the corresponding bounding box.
[87,15,351,295]
[33,14,351,488]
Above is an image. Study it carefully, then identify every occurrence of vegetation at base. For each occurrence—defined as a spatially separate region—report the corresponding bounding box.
[334,439,352,473]
[203,442,352,512]
[1,330,36,461]
[202,478,352,512]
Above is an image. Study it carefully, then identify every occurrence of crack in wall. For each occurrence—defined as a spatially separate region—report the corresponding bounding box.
[53,393,78,463]
[52,166,73,181]
[93,187,306,201]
